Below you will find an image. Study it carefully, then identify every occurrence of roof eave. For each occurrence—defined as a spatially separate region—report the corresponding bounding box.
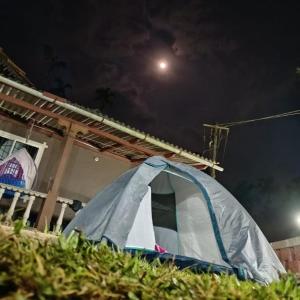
[0,74,223,171]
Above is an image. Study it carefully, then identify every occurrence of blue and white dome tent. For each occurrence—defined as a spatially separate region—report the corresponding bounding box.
[64,156,285,283]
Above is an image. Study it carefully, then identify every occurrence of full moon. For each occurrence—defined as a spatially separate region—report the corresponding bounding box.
[158,60,168,70]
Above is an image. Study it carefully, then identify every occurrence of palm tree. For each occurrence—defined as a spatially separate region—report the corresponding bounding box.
[94,87,115,112]
[42,44,72,98]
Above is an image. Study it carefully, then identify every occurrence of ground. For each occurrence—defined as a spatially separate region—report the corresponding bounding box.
[0,221,299,299]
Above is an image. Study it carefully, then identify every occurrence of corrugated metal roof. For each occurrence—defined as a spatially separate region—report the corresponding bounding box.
[0,74,223,171]
[0,48,34,87]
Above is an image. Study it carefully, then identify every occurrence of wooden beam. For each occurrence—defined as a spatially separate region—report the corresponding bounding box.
[0,93,161,157]
[100,138,139,152]
[43,91,67,103]
[0,101,207,170]
[193,164,207,170]
[130,157,206,170]
[75,140,131,163]
[36,122,86,230]
[0,112,132,164]
[100,143,120,152]
[164,153,176,158]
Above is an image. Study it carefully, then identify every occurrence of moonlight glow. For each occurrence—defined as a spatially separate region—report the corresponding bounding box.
[296,215,300,227]
[158,60,168,70]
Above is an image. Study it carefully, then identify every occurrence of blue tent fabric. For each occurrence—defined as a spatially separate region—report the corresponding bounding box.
[124,249,246,279]
[64,156,285,283]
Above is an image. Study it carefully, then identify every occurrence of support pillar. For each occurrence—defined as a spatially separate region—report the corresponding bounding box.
[37,121,87,231]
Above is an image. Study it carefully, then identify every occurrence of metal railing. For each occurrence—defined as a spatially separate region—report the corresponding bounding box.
[0,183,85,232]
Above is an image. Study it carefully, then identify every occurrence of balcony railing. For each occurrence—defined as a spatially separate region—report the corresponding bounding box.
[0,183,85,232]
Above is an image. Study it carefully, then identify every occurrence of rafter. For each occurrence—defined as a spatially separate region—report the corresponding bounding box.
[0,112,132,164]
[0,92,163,157]
[100,138,140,152]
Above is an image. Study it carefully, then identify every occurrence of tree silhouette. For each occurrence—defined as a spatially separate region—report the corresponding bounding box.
[42,44,72,98]
[94,87,115,112]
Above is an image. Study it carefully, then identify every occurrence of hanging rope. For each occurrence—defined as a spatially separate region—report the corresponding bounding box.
[26,120,35,143]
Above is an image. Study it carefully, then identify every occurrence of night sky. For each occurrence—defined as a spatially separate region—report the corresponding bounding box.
[1,0,300,241]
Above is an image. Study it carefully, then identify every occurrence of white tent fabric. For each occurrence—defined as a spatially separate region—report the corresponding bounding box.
[126,186,155,250]
[64,156,286,283]
[0,148,36,189]
[170,174,225,266]
[149,171,225,265]
[151,171,174,194]
[154,227,178,254]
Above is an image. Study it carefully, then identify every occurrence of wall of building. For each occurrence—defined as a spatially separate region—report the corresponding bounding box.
[272,236,300,274]
[0,119,132,202]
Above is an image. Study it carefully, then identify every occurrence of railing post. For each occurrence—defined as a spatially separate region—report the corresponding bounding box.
[55,202,67,233]
[6,191,21,220]
[23,195,36,225]
[0,188,4,201]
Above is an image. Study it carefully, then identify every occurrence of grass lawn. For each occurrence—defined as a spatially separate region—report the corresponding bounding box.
[0,222,299,299]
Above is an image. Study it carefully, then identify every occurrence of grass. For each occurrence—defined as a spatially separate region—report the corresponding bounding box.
[0,222,299,299]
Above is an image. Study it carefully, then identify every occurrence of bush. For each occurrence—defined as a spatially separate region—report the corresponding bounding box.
[0,224,299,299]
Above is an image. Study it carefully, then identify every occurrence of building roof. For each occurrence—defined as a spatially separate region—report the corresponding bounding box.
[0,48,34,87]
[0,57,223,171]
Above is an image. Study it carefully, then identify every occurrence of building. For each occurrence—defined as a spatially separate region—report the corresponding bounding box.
[0,49,222,231]
[272,237,300,275]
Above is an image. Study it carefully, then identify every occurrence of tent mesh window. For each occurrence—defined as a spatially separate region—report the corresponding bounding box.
[151,193,177,232]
